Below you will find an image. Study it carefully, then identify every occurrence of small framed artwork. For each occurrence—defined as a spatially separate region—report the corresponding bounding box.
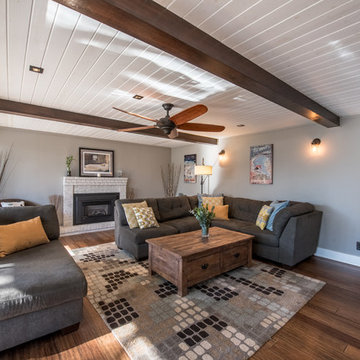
[250,144,273,184]
[184,154,197,183]
[79,148,114,177]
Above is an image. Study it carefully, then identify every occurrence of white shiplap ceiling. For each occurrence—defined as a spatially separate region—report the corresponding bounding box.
[0,0,359,147]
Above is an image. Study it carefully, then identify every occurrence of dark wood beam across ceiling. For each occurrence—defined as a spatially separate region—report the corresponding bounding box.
[54,0,340,128]
[0,100,217,145]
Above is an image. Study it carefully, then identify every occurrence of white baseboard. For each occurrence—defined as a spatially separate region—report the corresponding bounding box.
[315,247,360,267]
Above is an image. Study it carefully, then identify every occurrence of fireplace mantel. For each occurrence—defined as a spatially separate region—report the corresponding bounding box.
[62,176,127,235]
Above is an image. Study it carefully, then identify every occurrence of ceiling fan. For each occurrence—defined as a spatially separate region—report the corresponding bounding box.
[113,103,225,139]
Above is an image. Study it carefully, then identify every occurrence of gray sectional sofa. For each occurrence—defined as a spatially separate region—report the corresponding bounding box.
[0,205,87,352]
[115,195,322,267]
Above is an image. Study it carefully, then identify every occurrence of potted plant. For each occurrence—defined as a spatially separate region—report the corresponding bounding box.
[65,155,74,177]
[190,204,215,237]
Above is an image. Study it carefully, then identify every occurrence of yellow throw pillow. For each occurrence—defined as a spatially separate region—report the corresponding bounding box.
[202,196,223,208]
[256,205,274,230]
[0,216,49,257]
[213,205,229,220]
[132,207,160,229]
[122,201,148,229]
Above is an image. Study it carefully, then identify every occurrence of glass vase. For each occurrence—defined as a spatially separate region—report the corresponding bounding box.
[201,225,209,237]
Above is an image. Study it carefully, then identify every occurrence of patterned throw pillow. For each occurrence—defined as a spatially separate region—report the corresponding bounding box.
[132,207,160,229]
[122,201,148,229]
[202,196,223,208]
[256,205,274,230]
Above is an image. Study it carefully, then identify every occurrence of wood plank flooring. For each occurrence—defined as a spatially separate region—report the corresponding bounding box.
[1,230,359,360]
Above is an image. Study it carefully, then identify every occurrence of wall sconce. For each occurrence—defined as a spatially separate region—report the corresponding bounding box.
[311,138,321,153]
[218,149,226,161]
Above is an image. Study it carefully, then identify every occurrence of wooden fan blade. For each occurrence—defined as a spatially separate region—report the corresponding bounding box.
[177,123,225,132]
[170,105,208,125]
[118,125,156,132]
[113,107,157,122]
[168,128,178,139]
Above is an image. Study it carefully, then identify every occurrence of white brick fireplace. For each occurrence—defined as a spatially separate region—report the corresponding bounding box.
[61,176,127,235]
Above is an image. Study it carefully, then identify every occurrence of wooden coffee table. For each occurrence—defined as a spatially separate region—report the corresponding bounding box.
[146,227,253,296]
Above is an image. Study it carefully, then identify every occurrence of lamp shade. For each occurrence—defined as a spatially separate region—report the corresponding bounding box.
[194,165,212,175]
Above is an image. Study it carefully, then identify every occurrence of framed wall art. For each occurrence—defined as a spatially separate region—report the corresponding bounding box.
[250,144,273,184]
[79,148,114,177]
[184,154,197,183]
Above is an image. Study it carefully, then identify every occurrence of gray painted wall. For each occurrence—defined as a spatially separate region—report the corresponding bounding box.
[0,127,171,203]
[171,116,360,257]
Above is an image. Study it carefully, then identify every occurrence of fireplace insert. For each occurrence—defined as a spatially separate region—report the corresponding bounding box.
[73,192,119,225]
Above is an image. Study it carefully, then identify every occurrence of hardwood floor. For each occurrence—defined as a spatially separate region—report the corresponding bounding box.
[1,230,359,360]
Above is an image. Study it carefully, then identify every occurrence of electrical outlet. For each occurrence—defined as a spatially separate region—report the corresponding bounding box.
[357,242,360,251]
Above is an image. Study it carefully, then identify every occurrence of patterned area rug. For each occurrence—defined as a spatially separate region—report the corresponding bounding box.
[72,243,325,360]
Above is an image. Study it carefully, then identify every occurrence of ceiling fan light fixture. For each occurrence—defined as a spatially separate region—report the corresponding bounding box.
[133,94,143,100]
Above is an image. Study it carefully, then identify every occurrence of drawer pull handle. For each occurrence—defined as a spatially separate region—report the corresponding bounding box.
[201,263,209,270]
[234,253,240,258]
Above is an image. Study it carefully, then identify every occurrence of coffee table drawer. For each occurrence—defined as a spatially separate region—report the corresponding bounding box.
[186,253,220,286]
[222,244,249,272]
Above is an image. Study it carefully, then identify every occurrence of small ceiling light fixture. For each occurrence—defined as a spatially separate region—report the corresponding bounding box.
[218,149,226,161]
[29,65,44,74]
[236,124,245,127]
[311,138,321,153]
[133,94,143,100]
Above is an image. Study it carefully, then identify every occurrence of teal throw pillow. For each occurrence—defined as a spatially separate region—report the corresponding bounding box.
[266,201,290,231]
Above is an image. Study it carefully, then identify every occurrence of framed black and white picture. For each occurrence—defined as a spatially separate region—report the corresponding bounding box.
[79,148,114,177]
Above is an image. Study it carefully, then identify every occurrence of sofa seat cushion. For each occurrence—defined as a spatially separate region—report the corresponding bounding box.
[119,223,178,245]
[157,196,191,221]
[240,224,279,248]
[163,217,201,233]
[0,240,87,321]
[211,218,253,232]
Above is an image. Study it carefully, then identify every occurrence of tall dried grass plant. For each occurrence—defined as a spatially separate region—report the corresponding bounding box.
[0,146,12,196]
[161,163,181,197]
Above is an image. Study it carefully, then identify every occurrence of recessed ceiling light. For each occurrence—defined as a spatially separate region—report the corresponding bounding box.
[133,94,143,100]
[236,124,245,127]
[29,65,44,74]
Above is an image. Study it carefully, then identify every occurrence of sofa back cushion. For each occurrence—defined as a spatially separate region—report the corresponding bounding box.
[157,196,191,221]
[272,202,315,237]
[187,195,198,210]
[116,198,160,226]
[224,196,267,223]
[0,205,59,240]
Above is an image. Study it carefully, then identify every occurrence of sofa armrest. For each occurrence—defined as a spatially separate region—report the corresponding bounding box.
[114,203,122,248]
[278,210,322,266]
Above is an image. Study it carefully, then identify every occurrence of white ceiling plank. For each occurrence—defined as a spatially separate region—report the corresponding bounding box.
[59,31,134,108]
[20,0,59,104]
[30,4,81,104]
[41,15,101,106]
[0,0,8,99]
[251,2,359,66]
[51,24,118,106]
[7,0,33,101]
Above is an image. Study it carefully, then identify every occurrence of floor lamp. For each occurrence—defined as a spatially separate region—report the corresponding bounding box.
[194,161,213,194]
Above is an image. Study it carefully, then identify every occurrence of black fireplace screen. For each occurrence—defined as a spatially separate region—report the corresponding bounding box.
[73,192,119,225]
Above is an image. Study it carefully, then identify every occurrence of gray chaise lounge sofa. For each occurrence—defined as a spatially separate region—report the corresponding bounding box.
[115,195,322,267]
[0,205,87,352]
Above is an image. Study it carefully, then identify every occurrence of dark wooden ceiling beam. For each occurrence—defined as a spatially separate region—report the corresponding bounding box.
[54,0,340,128]
[0,99,217,145]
